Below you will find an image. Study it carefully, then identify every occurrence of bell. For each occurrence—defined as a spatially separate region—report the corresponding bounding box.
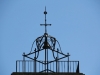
[43,41,50,49]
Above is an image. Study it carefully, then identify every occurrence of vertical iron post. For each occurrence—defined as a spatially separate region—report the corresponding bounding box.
[76,61,80,73]
[56,57,58,73]
[16,61,17,72]
[34,57,35,72]
[45,48,46,73]
[47,49,48,73]
[34,48,37,73]
[23,52,25,72]
[67,53,69,73]
[57,48,59,72]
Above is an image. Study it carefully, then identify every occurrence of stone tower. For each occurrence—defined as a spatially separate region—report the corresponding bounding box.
[11,7,85,75]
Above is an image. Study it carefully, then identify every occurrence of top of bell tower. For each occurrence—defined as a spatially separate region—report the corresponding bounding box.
[11,7,85,75]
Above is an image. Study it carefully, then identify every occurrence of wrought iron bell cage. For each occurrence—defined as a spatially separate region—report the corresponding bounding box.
[16,7,80,73]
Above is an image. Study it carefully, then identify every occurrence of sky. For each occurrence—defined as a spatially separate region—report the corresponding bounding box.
[0,0,100,75]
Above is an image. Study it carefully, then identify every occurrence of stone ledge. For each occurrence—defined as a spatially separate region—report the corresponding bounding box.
[11,72,85,75]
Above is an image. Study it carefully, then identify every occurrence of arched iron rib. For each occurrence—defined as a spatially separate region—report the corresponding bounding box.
[30,40,36,53]
[56,40,62,53]
[49,37,56,59]
[35,36,44,59]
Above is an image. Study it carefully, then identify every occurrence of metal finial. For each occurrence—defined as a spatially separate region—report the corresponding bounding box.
[44,6,47,15]
[40,6,51,33]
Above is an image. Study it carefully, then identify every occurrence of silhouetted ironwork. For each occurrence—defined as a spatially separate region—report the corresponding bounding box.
[16,60,79,73]
[40,6,51,33]
[15,7,80,74]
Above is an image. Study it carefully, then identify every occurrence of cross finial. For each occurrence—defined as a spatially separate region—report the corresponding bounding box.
[40,6,51,33]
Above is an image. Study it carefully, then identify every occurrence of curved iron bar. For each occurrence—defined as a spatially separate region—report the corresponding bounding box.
[49,35,62,52]
[35,36,44,59]
[30,35,44,59]
[52,50,56,59]
[50,37,56,59]
[30,39,36,53]
[56,40,62,53]
[38,35,44,49]
[50,37,56,50]
[47,35,61,60]
[30,35,44,53]
[30,34,62,59]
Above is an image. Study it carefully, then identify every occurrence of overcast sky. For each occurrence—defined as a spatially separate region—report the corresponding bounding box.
[0,0,100,75]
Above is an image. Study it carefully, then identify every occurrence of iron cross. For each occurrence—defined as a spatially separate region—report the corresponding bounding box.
[40,6,51,33]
